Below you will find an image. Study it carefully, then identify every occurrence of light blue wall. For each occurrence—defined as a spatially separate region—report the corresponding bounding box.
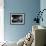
[4,0,40,42]
[40,0,46,27]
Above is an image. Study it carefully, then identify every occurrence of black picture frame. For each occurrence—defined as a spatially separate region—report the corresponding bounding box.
[10,13,25,25]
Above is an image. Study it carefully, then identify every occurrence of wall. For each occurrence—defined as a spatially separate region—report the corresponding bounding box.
[0,0,4,42]
[4,0,40,42]
[40,0,46,27]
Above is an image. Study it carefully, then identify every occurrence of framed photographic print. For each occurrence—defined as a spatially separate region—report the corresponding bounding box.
[10,13,25,25]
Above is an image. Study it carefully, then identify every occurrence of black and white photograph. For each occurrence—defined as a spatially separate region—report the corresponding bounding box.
[10,13,25,25]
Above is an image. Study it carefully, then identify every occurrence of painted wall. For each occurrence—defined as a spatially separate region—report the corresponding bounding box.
[4,0,40,42]
[0,0,4,42]
[40,0,46,27]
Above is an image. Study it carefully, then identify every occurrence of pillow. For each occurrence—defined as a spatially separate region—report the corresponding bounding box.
[17,37,25,46]
[23,32,34,46]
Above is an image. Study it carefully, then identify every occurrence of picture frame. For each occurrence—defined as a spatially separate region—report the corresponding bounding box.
[10,13,25,25]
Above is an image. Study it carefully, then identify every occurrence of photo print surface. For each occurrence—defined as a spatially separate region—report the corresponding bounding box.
[10,13,25,25]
